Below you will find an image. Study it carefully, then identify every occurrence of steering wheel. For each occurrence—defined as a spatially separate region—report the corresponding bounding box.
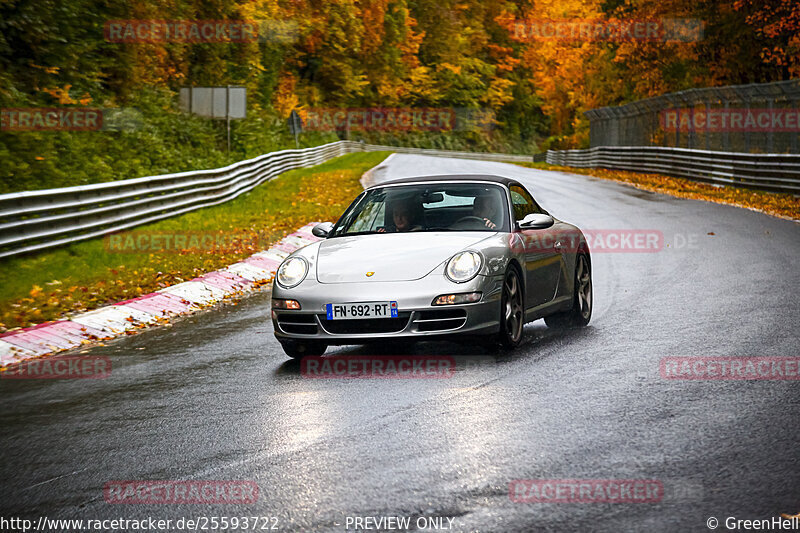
[449,216,488,230]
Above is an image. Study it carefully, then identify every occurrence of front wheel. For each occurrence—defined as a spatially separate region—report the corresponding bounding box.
[545,253,592,329]
[496,267,525,349]
[280,340,327,359]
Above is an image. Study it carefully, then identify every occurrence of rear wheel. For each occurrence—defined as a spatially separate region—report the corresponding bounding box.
[280,340,327,359]
[545,253,592,329]
[496,267,524,349]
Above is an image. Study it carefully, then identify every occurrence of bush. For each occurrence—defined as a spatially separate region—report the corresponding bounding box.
[0,88,340,194]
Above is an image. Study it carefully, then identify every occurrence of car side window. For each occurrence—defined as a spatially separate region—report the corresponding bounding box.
[350,200,385,232]
[509,185,542,221]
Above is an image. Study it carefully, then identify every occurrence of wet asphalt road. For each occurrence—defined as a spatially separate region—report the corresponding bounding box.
[1,154,799,532]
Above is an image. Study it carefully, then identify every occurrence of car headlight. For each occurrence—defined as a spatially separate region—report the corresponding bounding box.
[445,251,483,283]
[276,257,308,288]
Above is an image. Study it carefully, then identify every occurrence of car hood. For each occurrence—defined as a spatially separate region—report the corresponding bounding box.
[316,232,495,283]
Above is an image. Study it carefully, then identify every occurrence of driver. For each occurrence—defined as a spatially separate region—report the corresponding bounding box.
[379,198,422,232]
[473,195,498,229]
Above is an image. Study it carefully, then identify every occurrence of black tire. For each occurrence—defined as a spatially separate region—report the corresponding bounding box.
[496,267,525,349]
[280,340,327,359]
[545,253,592,329]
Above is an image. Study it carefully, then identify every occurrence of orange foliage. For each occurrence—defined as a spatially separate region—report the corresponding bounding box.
[734,0,800,76]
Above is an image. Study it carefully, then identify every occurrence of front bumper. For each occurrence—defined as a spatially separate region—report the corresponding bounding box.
[271,275,503,345]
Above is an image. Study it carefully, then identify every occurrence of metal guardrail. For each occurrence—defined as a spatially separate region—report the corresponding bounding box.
[546,146,800,194]
[0,141,535,259]
[0,141,352,259]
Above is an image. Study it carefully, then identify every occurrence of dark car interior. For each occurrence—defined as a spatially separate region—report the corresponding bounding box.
[380,186,509,231]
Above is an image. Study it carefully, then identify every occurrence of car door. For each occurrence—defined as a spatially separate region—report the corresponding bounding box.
[509,184,562,308]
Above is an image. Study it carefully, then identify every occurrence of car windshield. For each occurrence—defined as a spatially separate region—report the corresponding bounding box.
[331,183,509,236]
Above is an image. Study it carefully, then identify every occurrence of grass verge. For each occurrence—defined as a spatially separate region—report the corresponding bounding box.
[0,151,390,332]
[515,162,800,221]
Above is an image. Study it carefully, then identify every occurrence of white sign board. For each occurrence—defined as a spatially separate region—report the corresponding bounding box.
[179,87,246,119]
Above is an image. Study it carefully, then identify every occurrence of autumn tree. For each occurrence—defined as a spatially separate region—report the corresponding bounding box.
[734,0,800,78]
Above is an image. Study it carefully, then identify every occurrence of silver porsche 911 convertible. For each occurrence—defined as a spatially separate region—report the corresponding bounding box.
[270,174,592,358]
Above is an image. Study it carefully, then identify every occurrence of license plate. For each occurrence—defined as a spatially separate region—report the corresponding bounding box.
[326,301,398,320]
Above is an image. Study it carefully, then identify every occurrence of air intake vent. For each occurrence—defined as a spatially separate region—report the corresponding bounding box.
[414,309,467,332]
[277,313,318,335]
[319,312,411,334]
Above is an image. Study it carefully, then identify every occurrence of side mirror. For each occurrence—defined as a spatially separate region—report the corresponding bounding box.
[518,213,554,230]
[312,222,334,238]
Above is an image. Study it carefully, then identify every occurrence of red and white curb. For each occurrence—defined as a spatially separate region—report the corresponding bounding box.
[0,223,322,369]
